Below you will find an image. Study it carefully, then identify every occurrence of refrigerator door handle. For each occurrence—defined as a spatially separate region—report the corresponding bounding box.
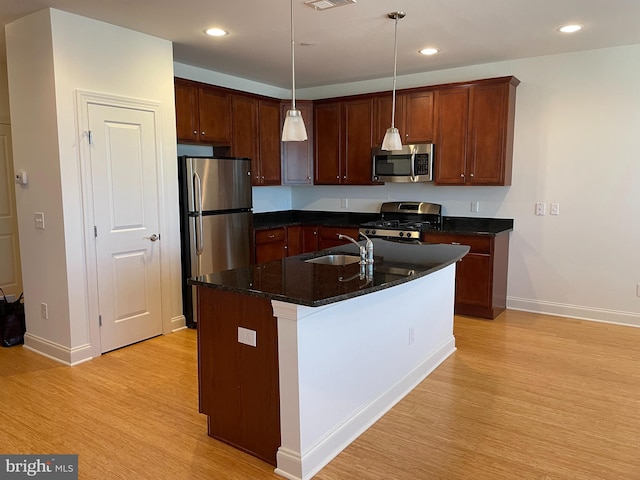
[193,171,204,256]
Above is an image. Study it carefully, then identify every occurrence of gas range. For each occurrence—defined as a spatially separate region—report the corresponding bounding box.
[359,202,442,241]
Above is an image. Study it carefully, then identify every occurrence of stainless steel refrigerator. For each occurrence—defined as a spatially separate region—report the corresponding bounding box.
[178,155,253,327]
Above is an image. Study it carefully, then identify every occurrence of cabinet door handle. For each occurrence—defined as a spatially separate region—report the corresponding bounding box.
[192,130,197,135]
[460,173,465,178]
[451,242,461,245]
[268,234,275,239]
[201,131,206,135]
[470,173,474,178]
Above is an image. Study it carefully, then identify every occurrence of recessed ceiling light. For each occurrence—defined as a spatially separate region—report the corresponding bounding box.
[419,47,439,56]
[205,28,228,37]
[558,24,582,33]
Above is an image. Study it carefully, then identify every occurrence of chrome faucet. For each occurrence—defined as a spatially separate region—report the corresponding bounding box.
[338,234,367,264]
[359,232,374,264]
[338,233,374,265]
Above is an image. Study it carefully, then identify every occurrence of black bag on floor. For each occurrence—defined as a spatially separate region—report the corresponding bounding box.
[0,288,25,347]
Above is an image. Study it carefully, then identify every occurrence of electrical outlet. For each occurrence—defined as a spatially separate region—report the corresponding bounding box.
[408,326,415,345]
[550,203,560,215]
[535,202,546,216]
[41,303,49,320]
[238,326,257,347]
[471,201,479,213]
[637,283,640,297]
[341,198,348,209]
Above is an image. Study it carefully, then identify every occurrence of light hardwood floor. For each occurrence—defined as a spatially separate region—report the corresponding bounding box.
[1,310,638,479]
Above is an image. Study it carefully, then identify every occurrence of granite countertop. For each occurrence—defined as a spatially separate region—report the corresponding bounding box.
[188,239,469,307]
[253,210,513,236]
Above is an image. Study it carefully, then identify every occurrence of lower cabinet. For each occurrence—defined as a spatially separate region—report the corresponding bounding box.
[317,226,360,250]
[254,225,361,262]
[254,227,287,263]
[422,231,510,319]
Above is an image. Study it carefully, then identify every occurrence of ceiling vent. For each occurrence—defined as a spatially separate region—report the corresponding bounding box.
[304,0,356,11]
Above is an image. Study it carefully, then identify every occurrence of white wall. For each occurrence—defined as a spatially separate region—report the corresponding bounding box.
[291,45,640,327]
[6,9,182,362]
[174,62,289,99]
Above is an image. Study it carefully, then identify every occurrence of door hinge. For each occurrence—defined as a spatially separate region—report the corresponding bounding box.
[98,315,102,327]
[94,226,98,237]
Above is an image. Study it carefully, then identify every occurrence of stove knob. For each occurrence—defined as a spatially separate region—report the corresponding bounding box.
[371,229,377,235]
[399,231,405,237]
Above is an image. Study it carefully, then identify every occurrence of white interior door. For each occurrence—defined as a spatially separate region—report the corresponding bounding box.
[0,124,22,298]
[87,104,162,353]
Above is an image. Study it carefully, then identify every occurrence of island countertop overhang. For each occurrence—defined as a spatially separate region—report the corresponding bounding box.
[188,239,469,307]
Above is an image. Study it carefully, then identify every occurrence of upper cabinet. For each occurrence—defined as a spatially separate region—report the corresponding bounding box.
[434,76,519,186]
[373,90,435,146]
[281,100,314,185]
[175,78,231,144]
[230,94,281,186]
[175,75,518,188]
[314,98,376,185]
[258,99,282,185]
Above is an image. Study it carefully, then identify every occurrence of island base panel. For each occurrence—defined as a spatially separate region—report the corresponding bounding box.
[197,287,280,466]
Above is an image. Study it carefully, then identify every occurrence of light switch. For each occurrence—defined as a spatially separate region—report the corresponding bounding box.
[34,212,45,230]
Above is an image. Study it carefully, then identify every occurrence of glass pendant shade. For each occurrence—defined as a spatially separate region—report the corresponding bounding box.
[381,127,402,151]
[282,108,308,141]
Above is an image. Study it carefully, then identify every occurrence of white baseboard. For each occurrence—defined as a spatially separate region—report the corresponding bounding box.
[275,337,456,480]
[507,296,640,328]
[23,333,94,366]
[170,314,187,332]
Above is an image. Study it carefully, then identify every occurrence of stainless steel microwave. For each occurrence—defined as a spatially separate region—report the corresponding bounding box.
[372,143,434,183]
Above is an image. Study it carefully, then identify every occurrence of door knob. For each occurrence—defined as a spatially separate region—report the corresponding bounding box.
[145,234,160,242]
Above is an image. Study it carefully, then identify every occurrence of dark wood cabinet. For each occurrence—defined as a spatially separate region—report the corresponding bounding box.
[314,98,376,185]
[231,94,258,162]
[422,231,510,319]
[175,78,231,144]
[281,100,314,185]
[317,226,361,250]
[254,225,358,262]
[343,98,374,184]
[433,87,469,184]
[285,225,319,256]
[232,96,281,186]
[434,76,519,186]
[314,102,342,184]
[302,225,319,253]
[373,90,434,146]
[197,287,280,465]
[257,99,282,185]
[254,227,287,263]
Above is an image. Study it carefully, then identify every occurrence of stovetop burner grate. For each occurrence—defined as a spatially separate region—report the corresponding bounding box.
[359,201,442,240]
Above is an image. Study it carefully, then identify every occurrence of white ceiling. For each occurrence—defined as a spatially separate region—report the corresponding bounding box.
[2,0,640,89]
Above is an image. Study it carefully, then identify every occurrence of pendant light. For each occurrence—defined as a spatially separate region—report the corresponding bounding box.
[381,11,405,151]
[282,0,308,142]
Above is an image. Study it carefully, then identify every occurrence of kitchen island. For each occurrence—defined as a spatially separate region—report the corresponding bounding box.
[189,239,469,480]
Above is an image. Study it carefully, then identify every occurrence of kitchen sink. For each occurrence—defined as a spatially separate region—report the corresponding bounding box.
[304,254,361,266]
